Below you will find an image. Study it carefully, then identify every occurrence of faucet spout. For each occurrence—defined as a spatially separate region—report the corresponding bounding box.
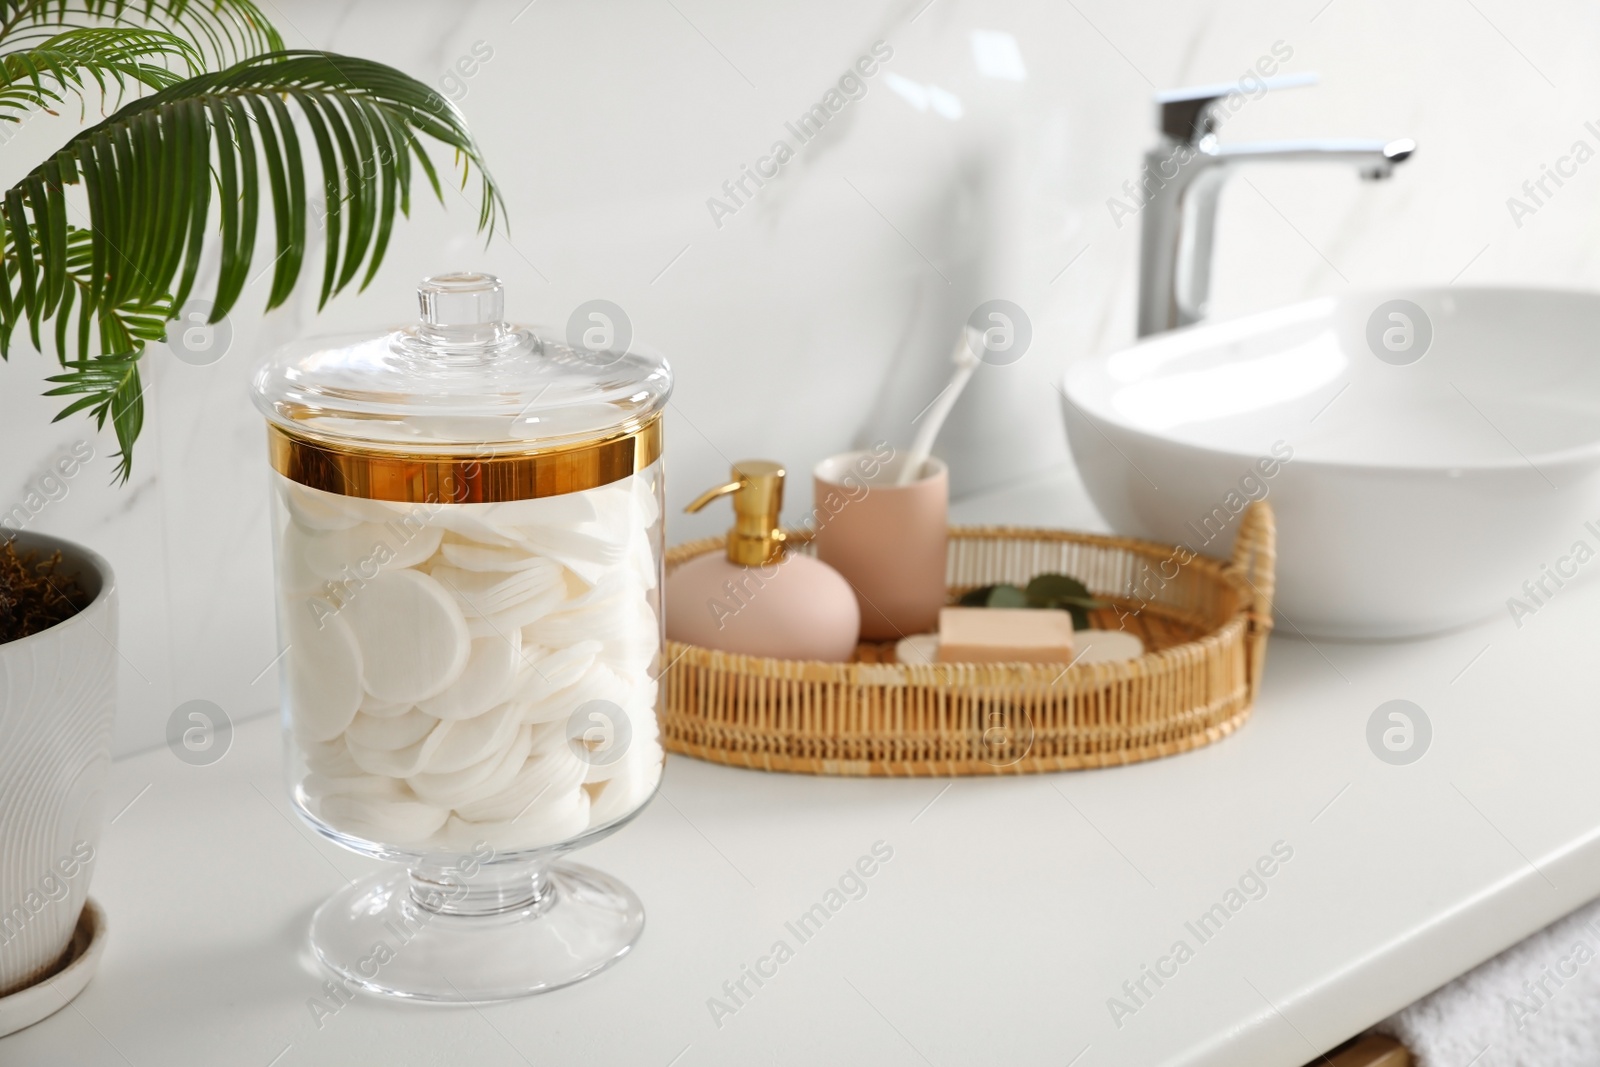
[1134,82,1415,337]
[1214,137,1417,179]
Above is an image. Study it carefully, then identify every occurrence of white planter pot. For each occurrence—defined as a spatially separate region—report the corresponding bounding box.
[0,532,116,997]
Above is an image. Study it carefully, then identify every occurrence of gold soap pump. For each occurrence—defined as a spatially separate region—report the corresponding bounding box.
[684,460,789,565]
[665,460,861,662]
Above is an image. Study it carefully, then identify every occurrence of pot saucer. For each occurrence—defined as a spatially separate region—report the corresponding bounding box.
[0,899,106,1037]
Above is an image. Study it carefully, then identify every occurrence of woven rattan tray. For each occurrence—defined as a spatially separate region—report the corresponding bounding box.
[659,502,1275,776]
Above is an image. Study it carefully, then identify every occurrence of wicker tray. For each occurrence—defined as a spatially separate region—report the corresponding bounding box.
[659,502,1275,776]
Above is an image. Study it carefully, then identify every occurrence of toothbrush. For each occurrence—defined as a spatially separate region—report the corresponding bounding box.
[898,325,983,486]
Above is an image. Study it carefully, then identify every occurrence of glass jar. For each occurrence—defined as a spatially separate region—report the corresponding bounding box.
[251,273,670,1000]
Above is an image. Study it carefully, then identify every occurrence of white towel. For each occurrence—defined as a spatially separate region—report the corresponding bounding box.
[1378,897,1600,1066]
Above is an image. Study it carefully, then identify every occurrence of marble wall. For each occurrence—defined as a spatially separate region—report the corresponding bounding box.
[3,0,1597,755]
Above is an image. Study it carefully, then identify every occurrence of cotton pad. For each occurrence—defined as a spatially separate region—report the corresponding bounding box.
[346,569,471,704]
[417,632,522,721]
[286,606,363,743]
[302,521,443,580]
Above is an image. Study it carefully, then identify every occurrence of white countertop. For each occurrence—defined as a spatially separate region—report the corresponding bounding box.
[9,465,1600,1067]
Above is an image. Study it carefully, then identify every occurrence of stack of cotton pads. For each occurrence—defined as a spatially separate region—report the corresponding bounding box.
[273,467,665,852]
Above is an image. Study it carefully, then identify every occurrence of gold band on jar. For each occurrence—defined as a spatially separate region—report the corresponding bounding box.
[267,416,662,502]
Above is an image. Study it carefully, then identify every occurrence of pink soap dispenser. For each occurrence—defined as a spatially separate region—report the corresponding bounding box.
[666,460,861,662]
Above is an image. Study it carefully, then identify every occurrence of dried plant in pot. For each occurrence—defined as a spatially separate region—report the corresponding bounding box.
[0,0,499,1031]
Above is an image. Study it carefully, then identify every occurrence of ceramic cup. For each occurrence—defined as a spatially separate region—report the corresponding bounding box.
[0,531,117,998]
[813,450,948,640]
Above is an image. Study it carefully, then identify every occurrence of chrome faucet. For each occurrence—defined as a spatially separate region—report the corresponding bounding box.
[1135,78,1415,337]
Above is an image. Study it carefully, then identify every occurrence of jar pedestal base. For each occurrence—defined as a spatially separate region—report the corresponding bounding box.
[308,863,643,1002]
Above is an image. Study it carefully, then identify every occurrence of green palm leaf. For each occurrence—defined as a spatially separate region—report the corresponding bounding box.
[0,1,281,70]
[1,28,200,120]
[42,350,146,467]
[1,49,503,481]
[6,224,162,473]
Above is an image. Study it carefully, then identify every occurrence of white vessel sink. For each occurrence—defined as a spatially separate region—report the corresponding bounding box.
[1061,288,1600,639]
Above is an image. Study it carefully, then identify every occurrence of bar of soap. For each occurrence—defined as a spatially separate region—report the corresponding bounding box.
[937,607,1076,664]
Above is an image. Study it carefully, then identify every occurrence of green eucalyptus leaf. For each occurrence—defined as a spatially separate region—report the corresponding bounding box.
[986,584,1029,608]
[1025,573,1094,606]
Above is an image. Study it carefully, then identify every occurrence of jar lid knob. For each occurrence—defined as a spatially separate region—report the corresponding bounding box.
[418,272,504,328]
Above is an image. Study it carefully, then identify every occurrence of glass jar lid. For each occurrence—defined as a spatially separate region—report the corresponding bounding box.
[251,273,671,457]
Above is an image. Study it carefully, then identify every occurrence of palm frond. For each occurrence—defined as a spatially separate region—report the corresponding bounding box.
[2,49,503,480]
[42,350,145,475]
[0,27,199,121]
[0,0,281,70]
[5,224,163,479]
